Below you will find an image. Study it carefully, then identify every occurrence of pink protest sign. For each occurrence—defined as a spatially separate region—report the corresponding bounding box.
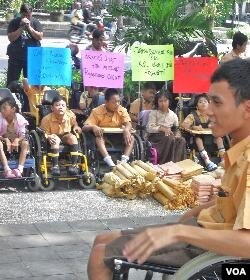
[81,50,124,88]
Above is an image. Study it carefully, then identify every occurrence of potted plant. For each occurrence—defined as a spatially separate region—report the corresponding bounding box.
[45,0,72,22]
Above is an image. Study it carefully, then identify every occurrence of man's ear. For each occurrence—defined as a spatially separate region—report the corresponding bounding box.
[243,100,250,119]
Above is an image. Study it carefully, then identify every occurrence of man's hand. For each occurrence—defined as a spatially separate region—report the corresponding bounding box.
[159,126,173,136]
[92,125,103,137]
[11,138,20,152]
[123,129,132,146]
[123,225,179,264]
[47,134,57,145]
[73,126,82,134]
[20,18,30,29]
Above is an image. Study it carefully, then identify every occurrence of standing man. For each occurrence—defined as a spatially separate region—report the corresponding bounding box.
[6,3,43,86]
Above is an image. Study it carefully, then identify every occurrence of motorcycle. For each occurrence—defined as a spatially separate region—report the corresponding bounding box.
[68,22,97,43]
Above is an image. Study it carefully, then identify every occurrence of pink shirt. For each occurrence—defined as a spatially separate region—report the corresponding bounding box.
[0,113,28,138]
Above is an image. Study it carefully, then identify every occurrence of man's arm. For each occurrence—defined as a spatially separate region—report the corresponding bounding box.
[26,21,43,41]
[8,26,25,42]
[123,224,250,264]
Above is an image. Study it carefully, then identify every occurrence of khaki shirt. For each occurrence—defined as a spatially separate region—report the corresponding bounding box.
[129,98,154,118]
[40,110,77,135]
[182,110,209,128]
[84,104,131,128]
[198,135,250,230]
[146,109,179,133]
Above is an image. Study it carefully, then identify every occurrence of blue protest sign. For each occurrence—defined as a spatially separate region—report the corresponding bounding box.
[27,47,71,86]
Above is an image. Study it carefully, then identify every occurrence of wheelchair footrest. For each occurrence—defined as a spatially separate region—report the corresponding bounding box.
[0,158,36,171]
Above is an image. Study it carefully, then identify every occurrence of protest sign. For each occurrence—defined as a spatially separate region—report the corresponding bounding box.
[82,50,124,88]
[173,57,218,93]
[28,47,72,86]
[131,45,174,81]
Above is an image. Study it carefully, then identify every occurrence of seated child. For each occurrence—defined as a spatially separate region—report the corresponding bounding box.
[40,95,82,176]
[79,86,103,111]
[181,94,225,171]
[0,97,29,178]
[146,91,186,164]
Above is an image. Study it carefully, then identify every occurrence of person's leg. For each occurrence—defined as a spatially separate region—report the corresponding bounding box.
[195,137,217,170]
[12,139,29,177]
[172,136,186,162]
[49,135,61,175]
[88,231,122,280]
[62,133,79,175]
[96,136,115,167]
[6,58,23,87]
[122,134,134,161]
[0,141,15,178]
[77,21,87,36]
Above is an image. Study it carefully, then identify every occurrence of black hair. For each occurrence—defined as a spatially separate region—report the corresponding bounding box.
[0,97,19,113]
[92,29,104,39]
[7,80,23,93]
[104,88,119,101]
[20,3,32,14]
[142,82,156,91]
[211,58,250,105]
[154,91,169,109]
[51,95,67,106]
[232,31,248,49]
[193,94,209,108]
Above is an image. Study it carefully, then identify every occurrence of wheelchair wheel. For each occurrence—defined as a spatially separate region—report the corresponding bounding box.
[173,252,248,280]
[29,130,42,176]
[131,134,144,161]
[26,172,42,192]
[78,172,96,189]
[40,178,55,191]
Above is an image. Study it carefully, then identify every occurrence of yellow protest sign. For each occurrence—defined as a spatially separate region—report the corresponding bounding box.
[131,45,174,81]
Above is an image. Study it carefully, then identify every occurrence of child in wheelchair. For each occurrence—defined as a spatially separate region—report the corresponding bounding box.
[40,95,82,176]
[0,97,29,178]
[181,94,225,171]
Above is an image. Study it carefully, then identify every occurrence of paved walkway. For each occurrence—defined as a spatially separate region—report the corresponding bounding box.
[0,189,182,279]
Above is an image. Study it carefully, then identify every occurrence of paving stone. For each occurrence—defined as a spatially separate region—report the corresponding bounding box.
[16,246,59,261]
[0,224,12,236]
[27,275,79,280]
[0,248,21,263]
[41,232,84,246]
[100,217,137,230]
[0,236,11,249]
[66,258,86,273]
[0,262,32,279]
[8,224,40,236]
[68,219,109,231]
[76,230,105,246]
[53,244,90,260]
[35,222,74,234]
[7,235,49,249]
[24,259,73,276]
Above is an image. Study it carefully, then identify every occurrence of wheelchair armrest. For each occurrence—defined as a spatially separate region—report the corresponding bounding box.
[36,127,47,138]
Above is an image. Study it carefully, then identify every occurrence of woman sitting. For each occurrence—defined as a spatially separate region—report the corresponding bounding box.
[181,94,225,171]
[146,91,186,164]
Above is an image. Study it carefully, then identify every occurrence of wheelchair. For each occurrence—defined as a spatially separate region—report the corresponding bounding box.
[29,90,96,191]
[0,88,41,191]
[112,252,250,280]
[85,128,144,180]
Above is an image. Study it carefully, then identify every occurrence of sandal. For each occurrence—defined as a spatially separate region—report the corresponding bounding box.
[4,170,16,179]
[206,162,217,172]
[12,169,22,178]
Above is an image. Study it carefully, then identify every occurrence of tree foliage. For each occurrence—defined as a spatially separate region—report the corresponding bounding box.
[111,0,213,55]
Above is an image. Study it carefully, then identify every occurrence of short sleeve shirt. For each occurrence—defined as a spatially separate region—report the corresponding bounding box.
[7,17,43,59]
[198,135,250,230]
[182,110,209,128]
[84,104,131,127]
[40,110,76,135]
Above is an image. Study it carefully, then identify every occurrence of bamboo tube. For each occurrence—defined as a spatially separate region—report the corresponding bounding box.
[145,172,157,182]
[101,183,116,197]
[135,160,156,173]
[103,172,122,185]
[162,177,181,189]
[156,181,176,201]
[121,162,140,176]
[153,191,169,206]
[116,163,134,178]
[131,164,147,177]
[114,170,127,180]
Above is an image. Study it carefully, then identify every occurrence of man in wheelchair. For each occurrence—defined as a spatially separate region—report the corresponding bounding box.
[82,88,134,167]
[87,59,250,279]
[0,97,29,178]
[40,95,82,176]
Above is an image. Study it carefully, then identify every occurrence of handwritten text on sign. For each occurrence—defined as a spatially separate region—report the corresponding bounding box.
[27,47,72,86]
[131,45,174,81]
[173,57,218,94]
[82,50,124,88]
